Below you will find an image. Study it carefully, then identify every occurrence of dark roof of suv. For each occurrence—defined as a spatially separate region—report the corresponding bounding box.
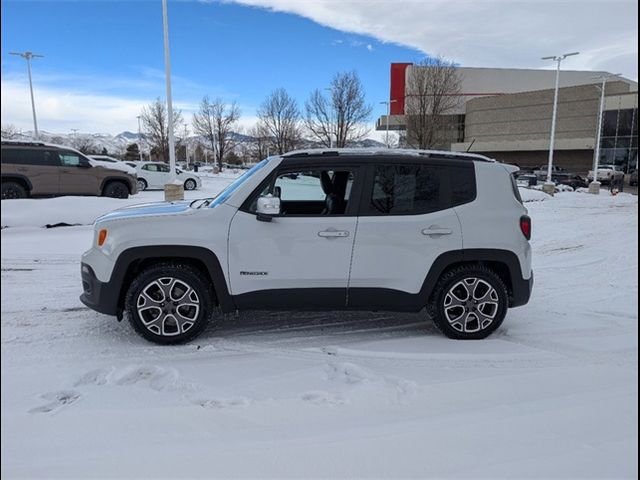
[2,140,75,151]
[281,148,495,163]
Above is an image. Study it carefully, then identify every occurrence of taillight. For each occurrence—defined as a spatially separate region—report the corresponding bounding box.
[520,215,532,240]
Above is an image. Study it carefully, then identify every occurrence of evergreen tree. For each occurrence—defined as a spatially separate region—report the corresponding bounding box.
[125,143,141,161]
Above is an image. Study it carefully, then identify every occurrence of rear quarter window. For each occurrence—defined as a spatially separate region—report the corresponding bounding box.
[1,148,58,166]
[509,172,524,204]
[449,164,476,207]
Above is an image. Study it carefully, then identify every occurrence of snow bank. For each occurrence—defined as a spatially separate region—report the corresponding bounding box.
[519,187,551,202]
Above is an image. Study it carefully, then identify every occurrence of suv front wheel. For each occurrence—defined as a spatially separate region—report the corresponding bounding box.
[428,265,508,340]
[125,263,215,344]
[103,181,130,199]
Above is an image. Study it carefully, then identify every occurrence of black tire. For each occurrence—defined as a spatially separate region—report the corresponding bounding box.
[1,181,28,200]
[125,262,215,344]
[136,178,148,191]
[103,181,129,199]
[184,178,197,191]
[427,265,509,340]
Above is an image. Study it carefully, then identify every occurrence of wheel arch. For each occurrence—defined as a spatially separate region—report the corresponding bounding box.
[422,249,525,308]
[1,174,32,193]
[112,245,234,318]
[100,176,134,195]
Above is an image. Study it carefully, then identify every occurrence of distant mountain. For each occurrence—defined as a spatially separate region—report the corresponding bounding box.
[6,130,386,157]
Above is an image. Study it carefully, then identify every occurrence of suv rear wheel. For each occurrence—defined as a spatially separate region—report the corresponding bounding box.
[103,181,129,199]
[1,181,28,200]
[428,265,508,340]
[125,263,215,344]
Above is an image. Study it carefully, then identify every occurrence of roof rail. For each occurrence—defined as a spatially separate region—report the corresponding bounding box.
[281,148,494,162]
[1,139,47,147]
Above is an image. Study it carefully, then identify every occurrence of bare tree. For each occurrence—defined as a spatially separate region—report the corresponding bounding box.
[71,135,97,154]
[192,96,240,171]
[140,98,183,162]
[1,124,20,139]
[248,124,270,163]
[404,56,463,150]
[305,71,372,148]
[257,88,301,154]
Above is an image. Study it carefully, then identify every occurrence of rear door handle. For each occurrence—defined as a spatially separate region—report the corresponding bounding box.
[318,229,350,238]
[421,227,453,237]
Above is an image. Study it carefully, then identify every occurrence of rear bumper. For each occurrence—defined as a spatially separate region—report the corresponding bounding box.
[511,270,534,308]
[80,263,119,316]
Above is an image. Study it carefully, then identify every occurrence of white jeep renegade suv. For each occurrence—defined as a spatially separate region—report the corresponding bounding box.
[80,149,533,344]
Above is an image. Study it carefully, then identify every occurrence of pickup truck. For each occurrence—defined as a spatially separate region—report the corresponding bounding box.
[587,165,625,184]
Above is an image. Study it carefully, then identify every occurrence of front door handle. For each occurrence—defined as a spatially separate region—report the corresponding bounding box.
[421,226,453,237]
[318,229,350,238]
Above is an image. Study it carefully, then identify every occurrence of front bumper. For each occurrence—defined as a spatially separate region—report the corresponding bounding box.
[80,263,119,316]
[510,270,534,308]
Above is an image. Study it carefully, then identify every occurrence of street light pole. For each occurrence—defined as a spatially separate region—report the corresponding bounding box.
[589,73,622,194]
[9,51,43,140]
[380,99,397,148]
[541,52,579,195]
[136,115,144,161]
[161,0,180,200]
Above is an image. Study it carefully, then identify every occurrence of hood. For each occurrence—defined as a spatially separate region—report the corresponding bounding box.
[89,159,137,175]
[96,201,193,223]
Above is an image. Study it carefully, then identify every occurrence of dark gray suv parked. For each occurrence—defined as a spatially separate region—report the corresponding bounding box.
[1,141,137,199]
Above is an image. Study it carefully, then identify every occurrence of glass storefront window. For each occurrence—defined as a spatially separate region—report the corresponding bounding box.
[616,137,632,149]
[602,111,618,137]
[618,109,634,136]
[600,107,638,172]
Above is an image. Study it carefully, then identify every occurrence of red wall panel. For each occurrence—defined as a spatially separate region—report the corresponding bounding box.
[389,63,412,115]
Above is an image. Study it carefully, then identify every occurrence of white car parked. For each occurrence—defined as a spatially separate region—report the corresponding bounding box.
[587,164,625,184]
[89,155,137,176]
[132,161,202,191]
[80,148,533,344]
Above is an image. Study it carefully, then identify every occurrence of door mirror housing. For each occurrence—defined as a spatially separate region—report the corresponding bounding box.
[79,160,92,168]
[256,194,280,222]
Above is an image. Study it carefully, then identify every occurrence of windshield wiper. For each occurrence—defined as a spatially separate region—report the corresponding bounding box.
[189,198,212,208]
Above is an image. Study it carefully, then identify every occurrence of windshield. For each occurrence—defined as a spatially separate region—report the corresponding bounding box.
[192,158,271,208]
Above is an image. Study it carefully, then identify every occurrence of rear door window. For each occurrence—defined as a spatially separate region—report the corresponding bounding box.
[367,164,445,215]
[364,162,476,215]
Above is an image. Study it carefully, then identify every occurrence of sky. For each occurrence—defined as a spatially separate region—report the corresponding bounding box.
[1,0,638,138]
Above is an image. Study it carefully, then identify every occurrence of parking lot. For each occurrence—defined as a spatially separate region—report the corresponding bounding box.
[2,175,637,478]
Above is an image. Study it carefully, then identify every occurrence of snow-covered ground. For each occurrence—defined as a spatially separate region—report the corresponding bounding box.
[1,179,638,478]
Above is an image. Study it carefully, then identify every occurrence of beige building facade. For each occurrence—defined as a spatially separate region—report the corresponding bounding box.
[377,65,638,173]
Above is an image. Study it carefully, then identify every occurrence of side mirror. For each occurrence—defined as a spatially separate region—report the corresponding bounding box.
[79,161,91,168]
[256,194,280,222]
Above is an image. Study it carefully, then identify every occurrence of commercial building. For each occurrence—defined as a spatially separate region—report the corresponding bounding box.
[377,64,638,173]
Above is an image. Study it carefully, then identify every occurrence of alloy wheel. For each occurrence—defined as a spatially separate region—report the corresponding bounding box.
[443,277,500,333]
[136,277,200,336]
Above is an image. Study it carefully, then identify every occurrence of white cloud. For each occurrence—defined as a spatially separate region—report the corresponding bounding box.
[226,0,638,80]
[1,77,259,136]
[1,79,148,134]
